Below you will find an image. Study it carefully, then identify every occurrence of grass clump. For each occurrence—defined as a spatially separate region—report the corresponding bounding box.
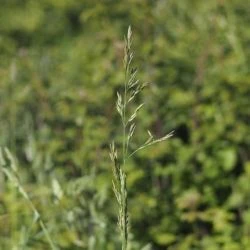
[0,148,57,250]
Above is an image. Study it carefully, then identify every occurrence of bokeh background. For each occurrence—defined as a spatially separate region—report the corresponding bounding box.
[0,0,250,249]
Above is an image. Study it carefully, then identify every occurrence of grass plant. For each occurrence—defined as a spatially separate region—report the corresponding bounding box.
[110,26,174,250]
[0,148,57,250]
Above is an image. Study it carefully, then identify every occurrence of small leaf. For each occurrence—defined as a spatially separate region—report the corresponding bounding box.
[128,123,136,139]
[154,233,176,245]
[127,26,132,42]
[147,130,153,138]
[128,103,144,122]
[52,178,63,201]
[116,92,123,117]
[218,148,237,171]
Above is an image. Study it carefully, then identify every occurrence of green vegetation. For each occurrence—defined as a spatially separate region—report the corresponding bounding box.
[0,0,250,249]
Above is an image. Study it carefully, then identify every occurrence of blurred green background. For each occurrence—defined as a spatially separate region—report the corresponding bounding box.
[0,0,250,249]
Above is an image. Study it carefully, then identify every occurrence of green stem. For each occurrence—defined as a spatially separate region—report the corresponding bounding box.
[121,34,130,250]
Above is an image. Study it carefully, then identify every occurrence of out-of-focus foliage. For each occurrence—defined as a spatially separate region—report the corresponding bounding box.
[0,0,249,249]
